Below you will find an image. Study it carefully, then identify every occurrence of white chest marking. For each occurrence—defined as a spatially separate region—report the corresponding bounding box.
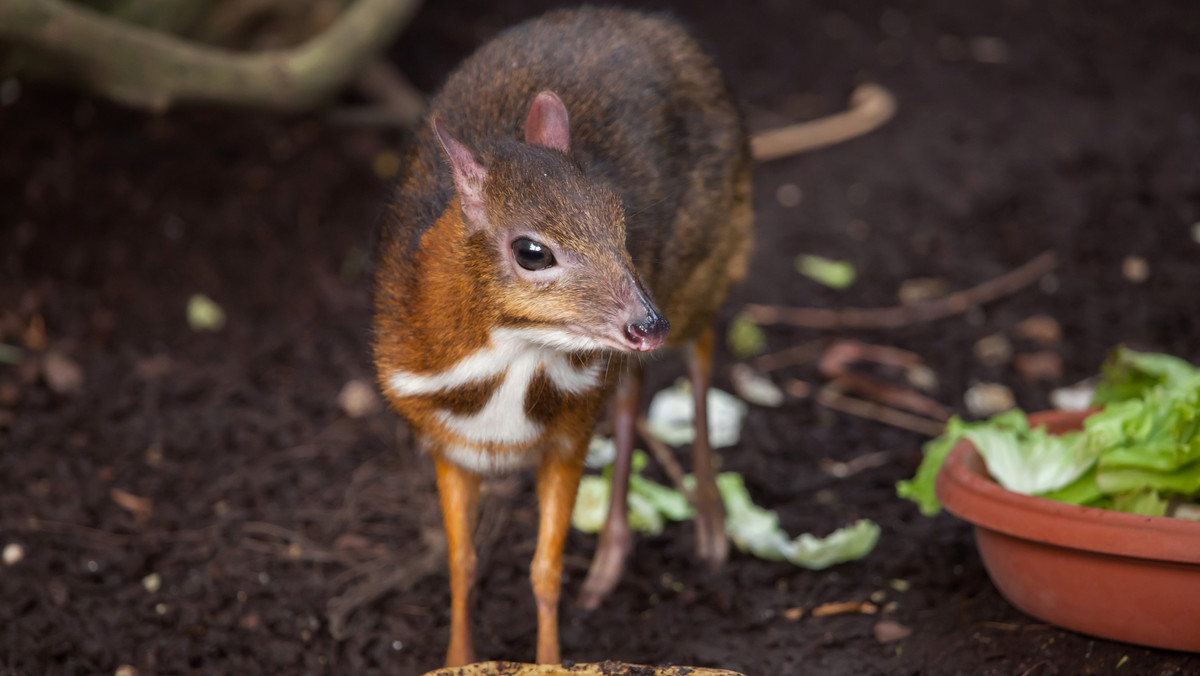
[388,328,603,445]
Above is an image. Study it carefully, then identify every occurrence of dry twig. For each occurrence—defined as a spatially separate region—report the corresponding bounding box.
[751,83,897,161]
[752,339,827,372]
[635,416,696,506]
[830,372,950,421]
[817,387,945,437]
[745,251,1057,329]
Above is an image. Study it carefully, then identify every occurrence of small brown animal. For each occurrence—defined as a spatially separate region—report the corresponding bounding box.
[373,7,752,667]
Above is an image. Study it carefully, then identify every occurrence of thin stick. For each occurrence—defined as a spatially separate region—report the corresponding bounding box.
[635,416,695,505]
[745,251,1057,329]
[830,372,950,421]
[816,388,945,437]
[751,84,897,161]
[752,338,827,372]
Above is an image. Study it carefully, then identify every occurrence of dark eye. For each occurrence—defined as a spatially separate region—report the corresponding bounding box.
[511,237,556,271]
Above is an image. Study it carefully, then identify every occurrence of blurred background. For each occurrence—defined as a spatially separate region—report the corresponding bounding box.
[1,0,1198,674]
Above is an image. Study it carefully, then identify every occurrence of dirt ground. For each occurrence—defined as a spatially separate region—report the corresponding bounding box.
[3,0,1200,674]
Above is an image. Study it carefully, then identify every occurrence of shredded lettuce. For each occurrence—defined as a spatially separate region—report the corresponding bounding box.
[718,473,879,569]
[573,451,878,569]
[898,348,1200,519]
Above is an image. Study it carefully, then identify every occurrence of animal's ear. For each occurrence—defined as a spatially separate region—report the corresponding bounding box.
[524,91,570,153]
[432,115,489,228]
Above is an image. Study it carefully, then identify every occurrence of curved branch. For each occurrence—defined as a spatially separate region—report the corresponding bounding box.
[0,0,422,112]
[751,83,897,162]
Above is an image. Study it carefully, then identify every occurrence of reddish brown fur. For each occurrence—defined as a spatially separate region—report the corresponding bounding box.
[371,6,753,667]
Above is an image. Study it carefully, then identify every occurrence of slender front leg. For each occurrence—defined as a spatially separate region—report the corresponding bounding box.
[531,443,587,664]
[686,328,728,570]
[433,454,482,667]
[579,364,644,610]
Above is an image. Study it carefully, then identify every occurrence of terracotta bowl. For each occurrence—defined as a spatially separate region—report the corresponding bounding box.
[936,409,1200,653]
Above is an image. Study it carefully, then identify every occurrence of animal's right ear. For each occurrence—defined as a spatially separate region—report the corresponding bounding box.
[432,116,489,229]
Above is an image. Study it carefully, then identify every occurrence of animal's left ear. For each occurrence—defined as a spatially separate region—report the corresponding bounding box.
[432,115,489,229]
[524,91,571,153]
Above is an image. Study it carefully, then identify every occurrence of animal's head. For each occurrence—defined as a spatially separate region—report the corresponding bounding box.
[433,91,668,353]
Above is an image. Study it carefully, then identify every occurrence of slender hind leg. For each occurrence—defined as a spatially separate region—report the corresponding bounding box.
[686,328,728,569]
[433,454,482,667]
[579,364,644,610]
[531,442,587,664]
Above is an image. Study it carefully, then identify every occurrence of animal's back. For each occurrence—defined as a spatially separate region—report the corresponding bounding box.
[385,7,753,344]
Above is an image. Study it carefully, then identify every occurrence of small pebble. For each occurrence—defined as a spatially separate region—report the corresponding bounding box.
[144,442,164,468]
[338,379,382,418]
[1191,222,1200,244]
[43,351,84,395]
[114,666,137,676]
[775,183,803,207]
[187,294,226,331]
[155,603,168,615]
[3,542,24,566]
[964,382,1015,417]
[874,620,913,643]
[1013,315,1062,347]
[729,364,784,407]
[1015,351,1063,381]
[783,606,804,621]
[897,277,948,305]
[142,572,162,593]
[973,333,1013,367]
[906,365,939,393]
[889,578,910,593]
[1122,255,1150,283]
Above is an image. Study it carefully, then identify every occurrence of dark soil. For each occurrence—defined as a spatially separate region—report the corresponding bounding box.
[3,0,1200,674]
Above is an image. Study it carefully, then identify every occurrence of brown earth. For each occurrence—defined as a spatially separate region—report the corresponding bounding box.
[3,0,1200,674]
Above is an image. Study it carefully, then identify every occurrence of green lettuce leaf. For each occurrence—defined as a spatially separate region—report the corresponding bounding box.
[896,417,964,516]
[1092,346,1200,404]
[1110,488,1169,517]
[718,473,880,569]
[965,425,1093,495]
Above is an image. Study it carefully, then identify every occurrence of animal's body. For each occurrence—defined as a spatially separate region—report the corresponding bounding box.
[372,6,752,666]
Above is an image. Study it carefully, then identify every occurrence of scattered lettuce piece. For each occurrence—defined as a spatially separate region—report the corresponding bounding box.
[572,475,611,534]
[574,456,878,570]
[727,313,767,360]
[718,473,879,569]
[646,381,748,448]
[187,294,225,331]
[0,343,22,365]
[571,451,693,536]
[796,255,857,289]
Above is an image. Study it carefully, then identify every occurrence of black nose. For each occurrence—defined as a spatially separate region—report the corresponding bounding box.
[625,311,670,351]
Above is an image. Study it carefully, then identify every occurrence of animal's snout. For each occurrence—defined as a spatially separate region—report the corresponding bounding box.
[624,309,669,352]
